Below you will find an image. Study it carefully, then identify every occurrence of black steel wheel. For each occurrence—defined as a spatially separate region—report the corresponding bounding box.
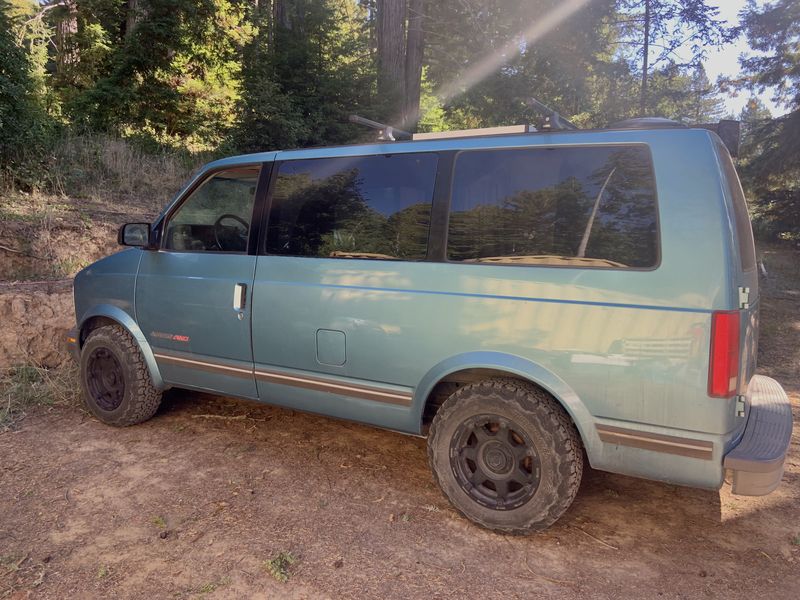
[85,347,125,411]
[428,378,583,534]
[450,414,541,511]
[79,324,162,426]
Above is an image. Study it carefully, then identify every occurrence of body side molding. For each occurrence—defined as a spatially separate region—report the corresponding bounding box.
[153,348,413,407]
[596,423,714,460]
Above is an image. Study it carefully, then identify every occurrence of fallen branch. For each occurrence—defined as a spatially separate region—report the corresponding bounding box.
[571,525,619,550]
[523,556,574,587]
[191,414,247,421]
[0,244,45,260]
[10,555,29,572]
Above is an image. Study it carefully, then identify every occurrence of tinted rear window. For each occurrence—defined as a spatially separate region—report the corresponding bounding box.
[265,153,438,260]
[718,144,756,272]
[447,146,659,269]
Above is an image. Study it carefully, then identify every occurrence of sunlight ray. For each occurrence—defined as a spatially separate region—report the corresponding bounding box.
[433,0,593,111]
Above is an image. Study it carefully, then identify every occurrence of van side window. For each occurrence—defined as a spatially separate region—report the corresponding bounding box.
[718,143,757,272]
[265,154,437,260]
[447,146,659,269]
[164,166,261,253]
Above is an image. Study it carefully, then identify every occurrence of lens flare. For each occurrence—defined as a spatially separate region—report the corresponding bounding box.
[403,0,592,129]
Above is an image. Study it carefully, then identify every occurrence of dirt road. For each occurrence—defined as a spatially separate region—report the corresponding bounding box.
[1,247,798,599]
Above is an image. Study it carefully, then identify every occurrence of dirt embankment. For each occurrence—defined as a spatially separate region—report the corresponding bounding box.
[0,281,73,368]
[0,192,158,368]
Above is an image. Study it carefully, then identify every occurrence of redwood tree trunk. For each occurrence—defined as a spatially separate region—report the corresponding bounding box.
[377,0,406,120]
[273,0,291,31]
[125,0,139,38]
[640,0,650,115]
[55,1,79,71]
[403,0,425,128]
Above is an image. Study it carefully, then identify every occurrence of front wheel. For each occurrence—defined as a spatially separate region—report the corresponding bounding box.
[79,324,162,426]
[427,379,583,534]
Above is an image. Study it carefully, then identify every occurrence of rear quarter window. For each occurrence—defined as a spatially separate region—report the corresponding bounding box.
[447,145,659,269]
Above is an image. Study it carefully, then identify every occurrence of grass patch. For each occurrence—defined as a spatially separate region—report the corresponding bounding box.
[791,534,800,547]
[46,134,205,209]
[0,363,79,430]
[151,515,167,529]
[195,577,230,595]
[0,554,22,571]
[264,551,297,583]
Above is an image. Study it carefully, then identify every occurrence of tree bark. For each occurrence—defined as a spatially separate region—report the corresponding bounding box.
[273,0,291,31]
[403,0,424,128]
[640,0,650,115]
[55,1,78,71]
[377,0,406,121]
[125,0,139,39]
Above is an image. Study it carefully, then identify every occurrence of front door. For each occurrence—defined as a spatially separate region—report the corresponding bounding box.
[136,164,263,398]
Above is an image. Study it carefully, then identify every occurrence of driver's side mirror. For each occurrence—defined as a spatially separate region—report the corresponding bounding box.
[118,223,155,249]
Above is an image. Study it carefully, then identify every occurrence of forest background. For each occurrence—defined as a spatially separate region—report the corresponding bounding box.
[1,0,798,240]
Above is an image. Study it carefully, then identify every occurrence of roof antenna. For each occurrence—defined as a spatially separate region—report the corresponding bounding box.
[525,98,578,131]
[349,115,412,141]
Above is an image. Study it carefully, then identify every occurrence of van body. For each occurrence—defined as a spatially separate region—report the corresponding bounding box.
[69,124,793,532]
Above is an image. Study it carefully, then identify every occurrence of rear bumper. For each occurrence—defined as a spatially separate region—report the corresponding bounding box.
[724,375,793,496]
[66,327,80,362]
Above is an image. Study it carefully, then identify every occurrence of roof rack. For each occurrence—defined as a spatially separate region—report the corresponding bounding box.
[610,117,741,157]
[348,111,740,157]
[412,124,536,140]
[348,115,411,141]
[609,117,686,129]
[525,98,579,131]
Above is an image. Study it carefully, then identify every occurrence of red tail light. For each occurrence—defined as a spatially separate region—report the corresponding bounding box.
[708,310,740,398]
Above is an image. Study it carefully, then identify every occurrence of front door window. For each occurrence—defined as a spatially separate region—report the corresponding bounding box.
[164,166,261,253]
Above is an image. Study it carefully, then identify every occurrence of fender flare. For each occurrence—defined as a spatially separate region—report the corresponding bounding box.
[412,351,599,454]
[78,304,166,391]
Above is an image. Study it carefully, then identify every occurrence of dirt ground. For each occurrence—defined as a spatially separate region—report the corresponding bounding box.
[1,247,798,600]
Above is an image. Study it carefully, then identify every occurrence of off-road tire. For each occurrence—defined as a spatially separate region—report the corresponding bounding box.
[427,378,583,534]
[79,324,162,426]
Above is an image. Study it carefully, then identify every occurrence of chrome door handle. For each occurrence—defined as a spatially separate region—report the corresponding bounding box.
[233,283,247,311]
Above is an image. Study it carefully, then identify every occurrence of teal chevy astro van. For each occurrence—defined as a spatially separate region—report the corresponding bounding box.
[68,119,793,533]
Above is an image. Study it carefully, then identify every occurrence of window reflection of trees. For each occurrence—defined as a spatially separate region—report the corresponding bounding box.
[267,162,433,260]
[448,147,658,268]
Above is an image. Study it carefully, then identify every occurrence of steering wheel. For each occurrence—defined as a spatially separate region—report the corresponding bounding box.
[213,213,250,251]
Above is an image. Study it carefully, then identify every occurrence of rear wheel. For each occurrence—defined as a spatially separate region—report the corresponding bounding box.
[428,378,583,534]
[80,324,162,426]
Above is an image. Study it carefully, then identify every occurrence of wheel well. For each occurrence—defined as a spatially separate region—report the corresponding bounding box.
[422,368,543,431]
[79,316,118,346]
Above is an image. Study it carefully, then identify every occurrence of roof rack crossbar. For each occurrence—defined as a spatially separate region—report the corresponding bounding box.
[348,115,411,141]
[525,98,578,131]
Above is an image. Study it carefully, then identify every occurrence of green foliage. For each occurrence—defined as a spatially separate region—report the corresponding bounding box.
[736,0,800,241]
[0,363,79,429]
[264,551,296,583]
[234,0,374,152]
[647,64,725,124]
[615,0,735,69]
[0,1,54,188]
[615,0,735,112]
[0,0,791,234]
[749,188,800,242]
[68,0,252,149]
[424,0,621,129]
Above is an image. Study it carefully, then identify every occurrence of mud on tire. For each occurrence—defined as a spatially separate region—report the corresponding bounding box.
[79,324,162,426]
[427,378,583,534]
